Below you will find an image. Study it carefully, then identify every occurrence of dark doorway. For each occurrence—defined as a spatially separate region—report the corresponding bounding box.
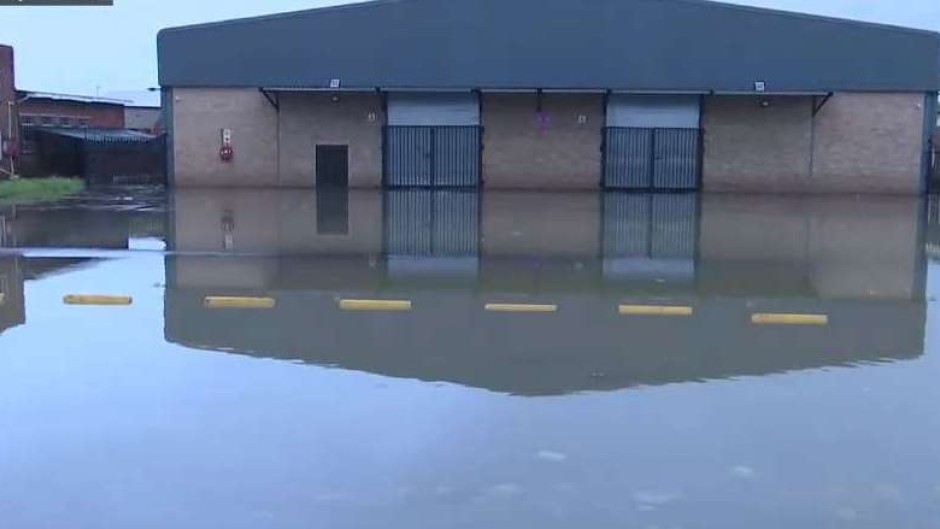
[316,145,349,188]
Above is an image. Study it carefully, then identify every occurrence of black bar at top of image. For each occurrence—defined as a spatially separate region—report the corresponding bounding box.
[0,0,112,5]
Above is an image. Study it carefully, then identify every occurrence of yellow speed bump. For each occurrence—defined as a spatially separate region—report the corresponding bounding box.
[751,313,829,326]
[204,296,276,309]
[619,304,693,317]
[339,299,412,312]
[64,294,133,306]
[485,303,558,313]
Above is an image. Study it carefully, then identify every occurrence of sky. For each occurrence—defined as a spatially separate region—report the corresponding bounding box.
[1,0,938,96]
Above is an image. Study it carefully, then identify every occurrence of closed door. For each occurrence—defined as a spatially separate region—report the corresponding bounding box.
[316,145,349,188]
[385,92,481,188]
[386,128,433,186]
[604,95,701,191]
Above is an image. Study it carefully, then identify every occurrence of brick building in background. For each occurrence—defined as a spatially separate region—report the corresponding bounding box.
[0,45,17,178]
[0,44,166,184]
[16,91,127,172]
[0,44,138,179]
[18,92,125,130]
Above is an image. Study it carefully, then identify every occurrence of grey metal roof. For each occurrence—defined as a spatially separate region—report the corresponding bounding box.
[158,0,940,92]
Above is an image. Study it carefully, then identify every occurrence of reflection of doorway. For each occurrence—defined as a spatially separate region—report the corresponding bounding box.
[316,145,349,188]
[316,188,349,235]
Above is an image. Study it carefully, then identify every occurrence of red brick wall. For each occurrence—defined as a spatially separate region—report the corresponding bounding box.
[20,98,125,129]
[0,45,16,176]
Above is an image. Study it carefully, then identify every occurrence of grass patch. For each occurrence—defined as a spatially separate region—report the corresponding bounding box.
[0,177,85,205]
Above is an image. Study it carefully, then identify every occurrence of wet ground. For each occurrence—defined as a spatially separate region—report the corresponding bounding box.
[1,187,939,528]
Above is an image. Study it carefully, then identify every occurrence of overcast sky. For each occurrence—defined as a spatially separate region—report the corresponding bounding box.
[1,0,937,95]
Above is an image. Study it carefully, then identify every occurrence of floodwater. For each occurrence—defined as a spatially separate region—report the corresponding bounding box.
[1,188,939,529]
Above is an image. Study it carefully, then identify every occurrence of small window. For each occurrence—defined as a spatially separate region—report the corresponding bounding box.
[40,116,54,127]
[20,115,36,127]
[78,118,91,128]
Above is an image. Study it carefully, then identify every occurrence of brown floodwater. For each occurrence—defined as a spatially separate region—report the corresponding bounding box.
[1,188,939,529]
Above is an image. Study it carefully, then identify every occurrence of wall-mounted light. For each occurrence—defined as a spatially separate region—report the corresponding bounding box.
[759,99,772,109]
[367,112,377,123]
[330,95,341,103]
[577,114,588,125]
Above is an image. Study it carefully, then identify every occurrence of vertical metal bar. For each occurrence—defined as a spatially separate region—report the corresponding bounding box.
[648,129,657,190]
[382,126,388,187]
[601,91,610,189]
[428,127,436,187]
[697,94,706,191]
[477,125,484,188]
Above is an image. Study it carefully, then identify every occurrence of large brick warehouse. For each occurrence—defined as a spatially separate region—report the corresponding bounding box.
[158,0,940,193]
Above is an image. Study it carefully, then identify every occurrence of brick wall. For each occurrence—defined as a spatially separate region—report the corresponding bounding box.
[0,45,15,176]
[278,92,383,187]
[811,93,925,194]
[482,93,603,189]
[702,93,926,194]
[170,88,278,186]
[169,88,929,194]
[19,98,124,129]
[702,95,814,192]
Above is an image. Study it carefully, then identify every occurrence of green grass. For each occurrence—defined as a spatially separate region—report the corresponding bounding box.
[0,177,85,205]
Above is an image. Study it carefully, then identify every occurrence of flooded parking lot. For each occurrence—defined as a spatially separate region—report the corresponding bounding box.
[1,189,940,528]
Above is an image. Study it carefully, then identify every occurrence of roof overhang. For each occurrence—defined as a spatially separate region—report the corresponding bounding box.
[710,90,832,96]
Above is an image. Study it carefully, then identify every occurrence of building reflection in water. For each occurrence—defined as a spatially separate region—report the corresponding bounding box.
[0,257,25,336]
[0,205,165,251]
[164,189,927,396]
[0,202,166,335]
[0,255,105,336]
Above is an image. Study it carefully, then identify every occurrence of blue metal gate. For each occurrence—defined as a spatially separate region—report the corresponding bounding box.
[385,126,481,188]
[603,127,701,191]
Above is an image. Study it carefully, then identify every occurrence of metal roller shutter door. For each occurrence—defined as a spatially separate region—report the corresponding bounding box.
[604,95,702,191]
[385,93,482,188]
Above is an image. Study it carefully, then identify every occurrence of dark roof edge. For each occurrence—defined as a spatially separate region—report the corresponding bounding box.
[663,0,940,38]
[157,0,398,37]
[166,84,937,93]
[156,0,940,40]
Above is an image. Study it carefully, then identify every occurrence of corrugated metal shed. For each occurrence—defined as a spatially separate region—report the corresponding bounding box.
[158,0,940,92]
[39,128,157,143]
